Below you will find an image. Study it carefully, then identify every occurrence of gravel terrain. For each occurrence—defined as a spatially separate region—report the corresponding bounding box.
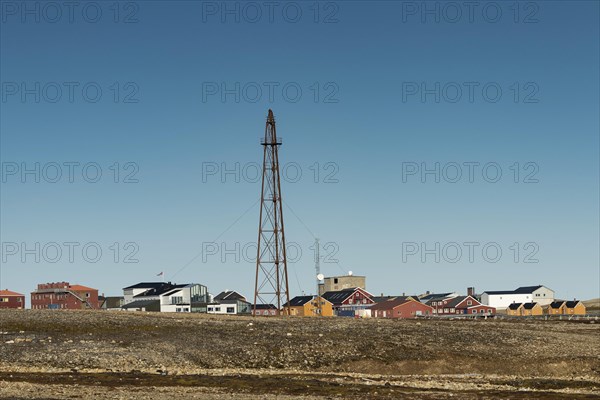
[0,309,598,399]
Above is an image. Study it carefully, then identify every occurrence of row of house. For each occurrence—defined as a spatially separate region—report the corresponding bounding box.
[279,288,497,319]
[506,300,587,316]
[0,282,251,315]
[0,278,588,318]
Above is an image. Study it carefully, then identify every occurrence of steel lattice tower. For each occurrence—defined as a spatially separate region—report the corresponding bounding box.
[254,109,291,315]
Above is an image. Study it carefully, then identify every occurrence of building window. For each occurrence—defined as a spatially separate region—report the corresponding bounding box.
[215,307,221,312]
[226,307,235,313]
[472,310,476,314]
[334,278,338,284]
[467,300,472,306]
[86,293,90,298]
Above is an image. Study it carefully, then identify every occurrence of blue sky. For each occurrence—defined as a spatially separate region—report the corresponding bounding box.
[1,1,599,302]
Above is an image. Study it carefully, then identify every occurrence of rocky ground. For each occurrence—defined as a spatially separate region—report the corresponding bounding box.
[0,310,598,399]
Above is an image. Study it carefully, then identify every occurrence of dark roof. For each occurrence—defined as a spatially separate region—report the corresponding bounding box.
[485,285,545,295]
[550,301,566,308]
[514,285,544,294]
[123,282,166,290]
[321,288,356,305]
[373,296,398,303]
[484,290,516,295]
[565,300,582,308]
[122,299,160,309]
[214,290,246,302]
[522,302,539,309]
[369,296,414,311]
[134,283,187,298]
[419,292,454,301]
[442,296,470,308]
[253,304,277,310]
[218,299,251,305]
[426,296,453,304]
[508,303,522,310]
[284,296,314,307]
[162,286,191,297]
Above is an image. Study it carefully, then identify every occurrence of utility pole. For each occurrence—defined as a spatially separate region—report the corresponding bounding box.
[315,238,323,316]
[253,109,291,316]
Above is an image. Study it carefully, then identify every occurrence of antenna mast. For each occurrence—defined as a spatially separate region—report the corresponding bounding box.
[314,238,325,316]
[253,110,291,316]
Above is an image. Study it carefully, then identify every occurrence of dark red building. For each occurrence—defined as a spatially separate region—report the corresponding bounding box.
[0,289,26,309]
[31,282,100,310]
[370,296,433,319]
[429,295,496,316]
[322,287,375,316]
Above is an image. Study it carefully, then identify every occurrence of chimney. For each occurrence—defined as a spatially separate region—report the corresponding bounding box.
[467,287,475,297]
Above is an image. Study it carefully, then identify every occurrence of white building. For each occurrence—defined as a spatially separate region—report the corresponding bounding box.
[206,290,251,315]
[122,282,209,313]
[481,285,554,309]
[122,282,166,305]
[160,284,209,313]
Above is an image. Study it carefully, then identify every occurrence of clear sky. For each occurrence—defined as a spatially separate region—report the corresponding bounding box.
[1,1,599,302]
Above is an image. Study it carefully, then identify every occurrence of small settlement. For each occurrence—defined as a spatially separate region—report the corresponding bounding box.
[1,276,589,318]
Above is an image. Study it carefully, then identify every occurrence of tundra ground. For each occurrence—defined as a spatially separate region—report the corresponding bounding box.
[0,310,598,399]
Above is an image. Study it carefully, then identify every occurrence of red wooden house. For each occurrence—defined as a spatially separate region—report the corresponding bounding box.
[429,295,495,316]
[321,287,374,316]
[370,296,433,319]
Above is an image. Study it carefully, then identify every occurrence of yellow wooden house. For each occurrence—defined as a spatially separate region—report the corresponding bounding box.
[283,295,334,317]
[521,302,543,316]
[507,302,543,316]
[548,301,567,315]
[548,300,586,315]
[506,302,523,316]
[565,300,586,315]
